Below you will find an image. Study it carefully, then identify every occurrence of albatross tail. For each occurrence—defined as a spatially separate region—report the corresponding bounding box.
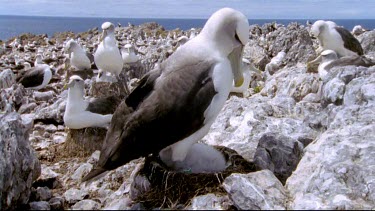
[81,167,108,182]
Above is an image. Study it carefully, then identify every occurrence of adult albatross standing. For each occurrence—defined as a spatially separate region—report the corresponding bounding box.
[82,7,249,181]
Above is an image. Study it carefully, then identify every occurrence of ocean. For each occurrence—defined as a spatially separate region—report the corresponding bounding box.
[1,15,374,41]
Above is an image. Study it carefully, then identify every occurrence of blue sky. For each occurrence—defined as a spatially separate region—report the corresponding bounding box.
[0,0,374,19]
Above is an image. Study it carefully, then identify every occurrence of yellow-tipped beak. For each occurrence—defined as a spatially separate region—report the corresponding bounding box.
[228,45,244,87]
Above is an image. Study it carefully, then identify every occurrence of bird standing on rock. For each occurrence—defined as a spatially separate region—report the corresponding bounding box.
[82,7,249,182]
[65,39,92,70]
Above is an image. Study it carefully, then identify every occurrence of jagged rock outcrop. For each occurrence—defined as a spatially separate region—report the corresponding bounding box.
[0,112,40,210]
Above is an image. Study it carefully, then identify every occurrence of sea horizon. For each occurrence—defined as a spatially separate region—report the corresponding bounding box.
[1,15,374,41]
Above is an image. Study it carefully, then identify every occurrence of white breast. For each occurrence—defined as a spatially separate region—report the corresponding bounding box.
[71,51,91,70]
[94,37,123,75]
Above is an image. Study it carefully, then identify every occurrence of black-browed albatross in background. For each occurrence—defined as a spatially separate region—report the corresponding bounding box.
[82,7,249,182]
[310,20,364,57]
[17,55,53,90]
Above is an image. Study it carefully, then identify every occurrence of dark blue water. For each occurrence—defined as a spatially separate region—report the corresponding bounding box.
[1,15,374,41]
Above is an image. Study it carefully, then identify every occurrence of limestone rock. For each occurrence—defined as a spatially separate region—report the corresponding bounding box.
[0,69,15,89]
[286,105,375,209]
[71,199,101,210]
[188,194,233,210]
[254,133,304,184]
[29,201,50,210]
[63,188,89,204]
[0,112,41,210]
[223,170,287,210]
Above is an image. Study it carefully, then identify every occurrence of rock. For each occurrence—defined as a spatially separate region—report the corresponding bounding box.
[29,201,50,210]
[87,150,100,165]
[0,112,41,210]
[33,91,54,101]
[71,163,93,181]
[254,133,304,184]
[322,77,345,107]
[63,188,89,204]
[33,164,60,189]
[49,197,65,210]
[0,69,16,89]
[188,194,233,210]
[357,30,375,54]
[286,105,375,209]
[34,90,67,124]
[18,102,37,114]
[35,186,52,201]
[71,199,101,210]
[223,170,287,210]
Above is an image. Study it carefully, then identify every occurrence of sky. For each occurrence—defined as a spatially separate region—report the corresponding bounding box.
[0,0,374,19]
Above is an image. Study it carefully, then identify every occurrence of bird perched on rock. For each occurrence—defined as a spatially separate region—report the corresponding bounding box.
[94,22,123,82]
[121,43,139,64]
[17,55,52,90]
[63,75,121,129]
[82,7,249,181]
[310,20,364,57]
[65,39,93,70]
[308,49,375,81]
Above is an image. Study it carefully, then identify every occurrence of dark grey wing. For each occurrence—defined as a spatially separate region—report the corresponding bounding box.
[17,67,44,88]
[86,95,122,115]
[84,57,218,180]
[325,55,375,70]
[125,67,162,109]
[335,26,364,55]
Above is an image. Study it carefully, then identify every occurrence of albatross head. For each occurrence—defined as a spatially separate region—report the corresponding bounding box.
[100,22,115,42]
[65,39,80,55]
[311,20,327,38]
[67,75,84,89]
[201,8,249,87]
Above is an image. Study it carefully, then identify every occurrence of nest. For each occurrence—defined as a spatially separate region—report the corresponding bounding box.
[132,146,256,209]
[62,127,107,157]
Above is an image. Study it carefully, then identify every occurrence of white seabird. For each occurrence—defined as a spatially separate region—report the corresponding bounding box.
[310,20,364,57]
[17,56,52,90]
[65,39,92,70]
[121,43,139,64]
[82,7,249,181]
[94,22,123,81]
[63,75,120,129]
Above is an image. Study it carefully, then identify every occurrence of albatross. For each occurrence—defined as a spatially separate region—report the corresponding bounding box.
[310,20,364,57]
[63,75,121,129]
[65,39,92,70]
[94,22,123,81]
[17,55,52,90]
[82,7,249,181]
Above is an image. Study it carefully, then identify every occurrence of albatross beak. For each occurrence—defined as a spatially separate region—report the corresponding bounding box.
[100,30,107,42]
[228,45,244,87]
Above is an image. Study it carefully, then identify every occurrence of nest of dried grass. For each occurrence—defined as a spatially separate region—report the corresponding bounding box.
[132,146,256,209]
[62,127,107,158]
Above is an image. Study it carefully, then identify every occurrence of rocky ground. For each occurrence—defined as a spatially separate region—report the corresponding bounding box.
[0,21,374,210]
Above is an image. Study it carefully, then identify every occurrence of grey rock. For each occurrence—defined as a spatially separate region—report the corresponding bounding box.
[0,112,41,210]
[322,78,345,106]
[357,30,375,54]
[49,197,65,210]
[223,170,287,210]
[254,133,304,184]
[35,186,52,201]
[71,163,93,181]
[87,150,100,165]
[34,90,55,102]
[29,201,50,210]
[71,199,101,210]
[0,69,16,89]
[286,105,375,209]
[63,188,88,204]
[18,102,37,114]
[34,90,67,124]
[188,194,233,210]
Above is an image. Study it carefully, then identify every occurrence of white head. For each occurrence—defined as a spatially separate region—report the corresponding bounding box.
[67,75,84,90]
[311,20,327,37]
[321,49,338,63]
[200,8,249,87]
[65,39,81,54]
[100,22,115,41]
